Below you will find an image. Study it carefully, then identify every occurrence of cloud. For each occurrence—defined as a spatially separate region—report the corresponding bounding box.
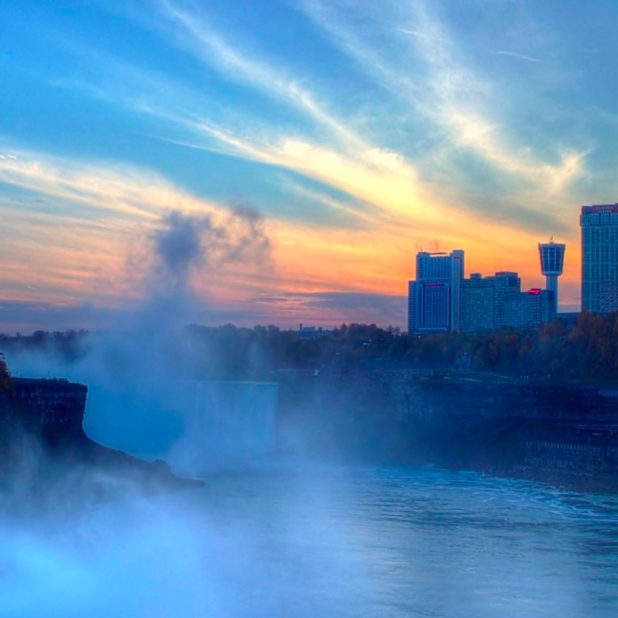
[279,179,385,228]
[402,1,585,192]
[44,23,450,231]
[251,291,407,327]
[0,147,175,222]
[152,0,365,149]
[496,50,541,63]
[297,0,587,195]
[398,27,445,43]
[0,0,592,330]
[0,300,117,334]
[0,146,427,327]
[0,148,275,309]
[0,144,568,333]
[42,0,583,239]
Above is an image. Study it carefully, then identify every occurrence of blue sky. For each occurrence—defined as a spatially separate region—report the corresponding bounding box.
[1,0,617,331]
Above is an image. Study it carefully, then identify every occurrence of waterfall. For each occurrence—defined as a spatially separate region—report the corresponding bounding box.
[83,380,278,474]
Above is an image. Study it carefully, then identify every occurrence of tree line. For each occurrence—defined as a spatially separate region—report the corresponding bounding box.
[2,312,618,380]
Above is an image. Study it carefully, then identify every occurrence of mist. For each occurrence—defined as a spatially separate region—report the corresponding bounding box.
[0,463,377,618]
[6,206,275,471]
[3,210,618,618]
[0,205,370,618]
[0,206,308,617]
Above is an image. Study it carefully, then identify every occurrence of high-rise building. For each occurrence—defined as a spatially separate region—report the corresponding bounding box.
[407,242,558,333]
[461,274,495,332]
[408,250,464,333]
[538,240,565,315]
[504,288,554,328]
[492,271,522,328]
[581,204,618,313]
[461,271,521,332]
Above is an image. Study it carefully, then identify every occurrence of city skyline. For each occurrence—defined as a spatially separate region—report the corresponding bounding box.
[407,244,556,335]
[2,1,618,331]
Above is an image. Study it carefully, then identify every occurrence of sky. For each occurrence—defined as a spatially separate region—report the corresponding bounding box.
[1,0,618,332]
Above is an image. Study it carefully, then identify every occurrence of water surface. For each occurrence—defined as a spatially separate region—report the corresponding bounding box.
[185,465,618,618]
[2,465,618,617]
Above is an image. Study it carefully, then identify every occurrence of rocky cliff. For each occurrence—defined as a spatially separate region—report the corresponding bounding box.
[277,371,618,492]
[0,374,201,494]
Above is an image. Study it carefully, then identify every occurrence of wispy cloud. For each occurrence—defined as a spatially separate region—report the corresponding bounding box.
[0,0,595,329]
[0,147,276,307]
[401,1,586,192]
[44,0,580,238]
[153,0,366,150]
[47,49,456,233]
[251,291,407,326]
[279,179,385,228]
[398,27,444,43]
[0,147,458,316]
[496,50,541,63]
[31,1,567,288]
[52,2,463,231]
[297,0,587,196]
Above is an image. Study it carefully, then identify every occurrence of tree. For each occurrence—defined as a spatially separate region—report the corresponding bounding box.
[0,353,10,391]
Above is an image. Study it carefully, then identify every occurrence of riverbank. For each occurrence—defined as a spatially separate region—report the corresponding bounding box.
[277,371,618,493]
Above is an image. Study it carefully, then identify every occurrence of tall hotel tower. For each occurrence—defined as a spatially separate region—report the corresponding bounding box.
[538,239,565,315]
[408,250,464,333]
[581,204,618,313]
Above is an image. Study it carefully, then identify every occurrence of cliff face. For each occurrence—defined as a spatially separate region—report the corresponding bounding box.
[4,378,88,442]
[0,377,88,457]
[278,372,618,491]
[0,377,201,491]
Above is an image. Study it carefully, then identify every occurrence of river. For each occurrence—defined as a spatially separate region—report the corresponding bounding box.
[2,464,618,617]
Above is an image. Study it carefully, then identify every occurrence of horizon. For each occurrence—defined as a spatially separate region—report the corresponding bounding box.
[2,0,617,332]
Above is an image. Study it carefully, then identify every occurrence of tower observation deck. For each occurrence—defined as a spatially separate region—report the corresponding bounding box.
[538,239,565,315]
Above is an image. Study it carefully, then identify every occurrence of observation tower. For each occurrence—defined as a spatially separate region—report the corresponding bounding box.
[538,238,565,316]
